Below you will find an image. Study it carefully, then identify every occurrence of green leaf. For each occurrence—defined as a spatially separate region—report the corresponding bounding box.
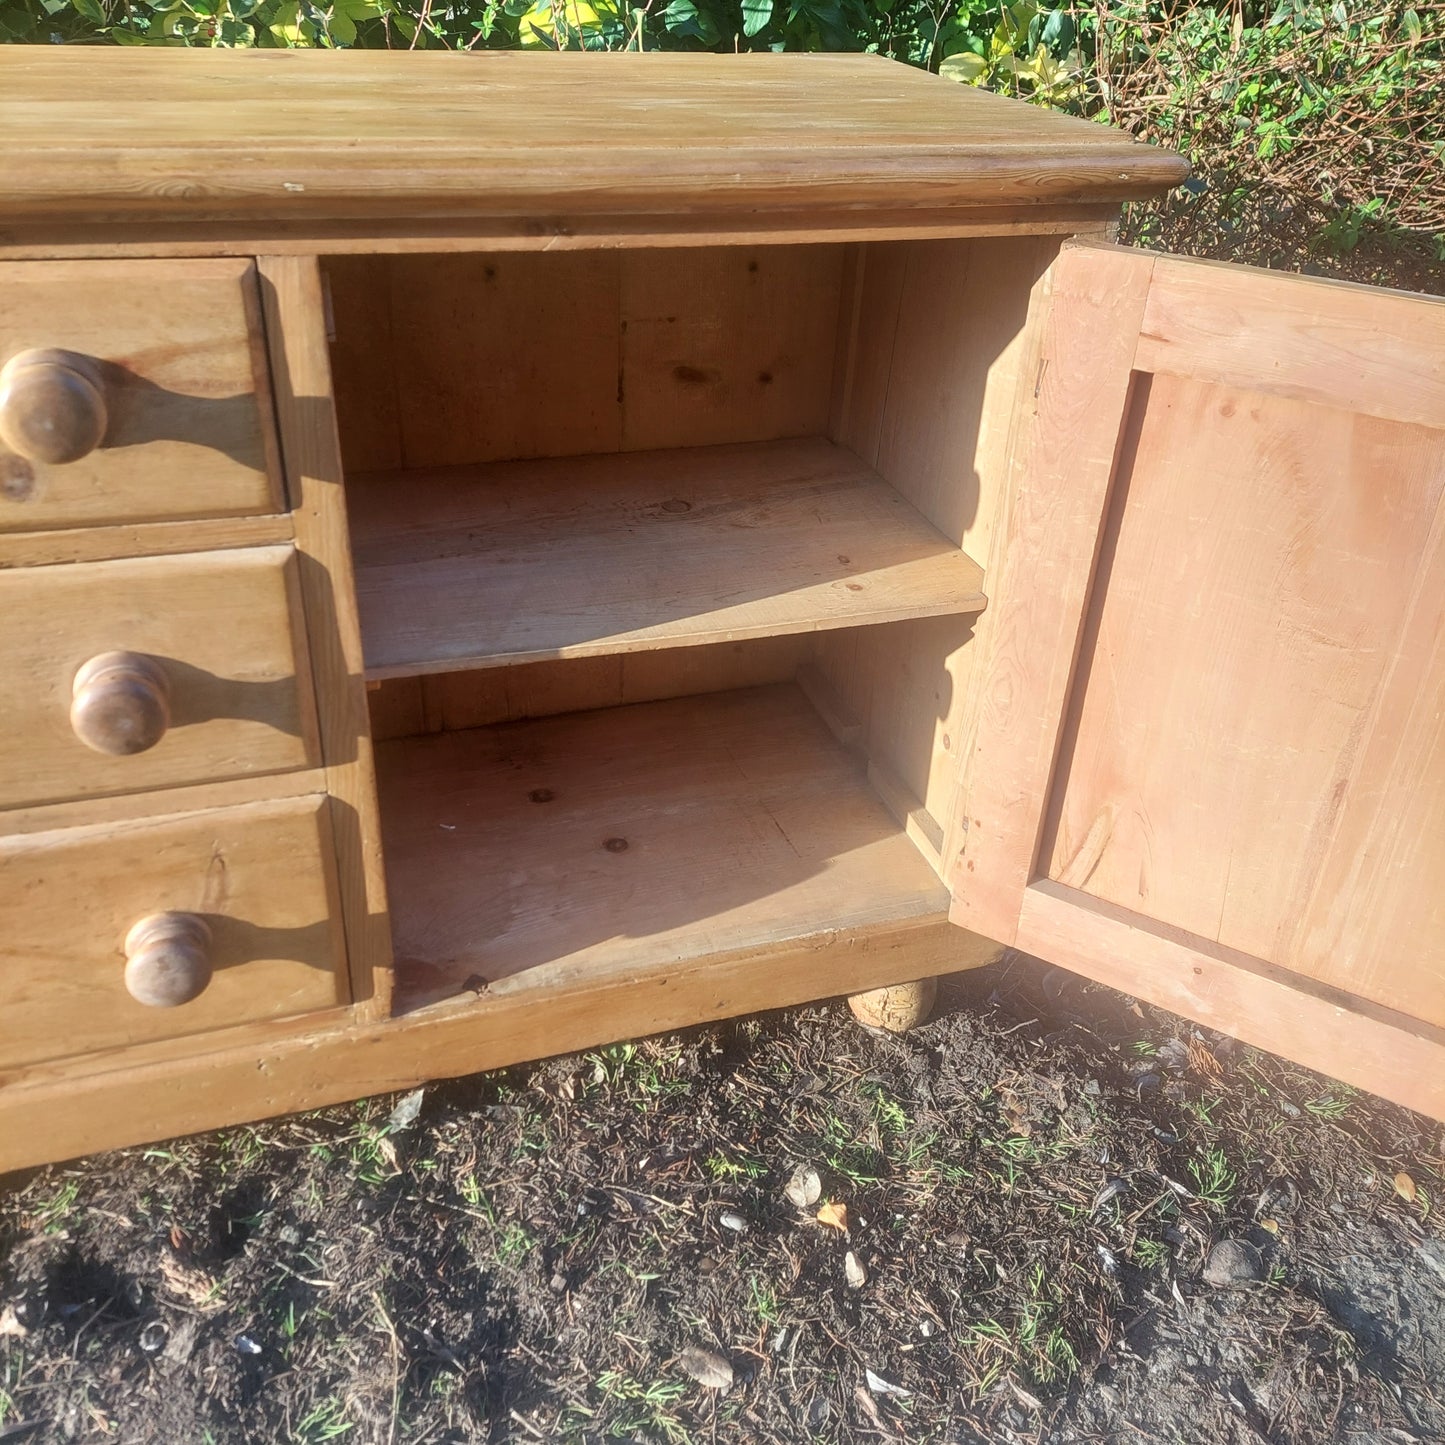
[662,0,720,41]
[939,51,988,83]
[741,0,771,36]
[1039,7,1074,55]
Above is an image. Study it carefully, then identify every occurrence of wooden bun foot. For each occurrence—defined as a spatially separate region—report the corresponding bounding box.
[847,977,938,1033]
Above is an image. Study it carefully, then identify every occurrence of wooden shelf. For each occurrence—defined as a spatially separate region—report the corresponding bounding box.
[348,437,986,680]
[376,684,951,1014]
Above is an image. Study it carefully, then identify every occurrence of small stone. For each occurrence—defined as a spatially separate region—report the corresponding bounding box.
[1092,1178,1130,1216]
[163,1316,202,1365]
[1157,1039,1190,1074]
[386,1088,425,1132]
[719,1210,748,1234]
[1202,1239,1263,1288]
[864,1368,910,1398]
[784,1165,823,1209]
[679,1345,733,1392]
[549,1272,567,1294]
[1256,1177,1299,1217]
[1418,1239,1445,1283]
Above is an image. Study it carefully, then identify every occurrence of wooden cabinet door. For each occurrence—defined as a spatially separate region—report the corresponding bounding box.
[953,242,1445,1119]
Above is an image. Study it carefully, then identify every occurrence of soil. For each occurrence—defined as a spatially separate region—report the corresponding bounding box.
[2,952,1442,1445]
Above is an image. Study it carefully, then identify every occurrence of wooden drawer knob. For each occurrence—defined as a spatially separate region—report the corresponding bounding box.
[0,349,108,466]
[70,651,171,756]
[124,912,213,1008]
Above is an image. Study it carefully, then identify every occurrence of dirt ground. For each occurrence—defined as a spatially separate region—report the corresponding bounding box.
[2,951,1442,1445]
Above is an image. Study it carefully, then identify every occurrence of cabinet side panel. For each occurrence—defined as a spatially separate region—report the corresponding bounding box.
[815,236,1063,853]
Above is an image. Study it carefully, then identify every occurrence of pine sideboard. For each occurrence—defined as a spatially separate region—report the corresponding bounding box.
[2,49,1442,1171]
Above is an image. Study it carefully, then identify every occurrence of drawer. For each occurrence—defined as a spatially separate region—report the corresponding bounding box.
[0,545,319,810]
[0,259,282,532]
[0,793,348,1069]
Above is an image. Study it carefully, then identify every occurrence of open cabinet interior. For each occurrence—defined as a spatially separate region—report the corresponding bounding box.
[324,235,1061,1015]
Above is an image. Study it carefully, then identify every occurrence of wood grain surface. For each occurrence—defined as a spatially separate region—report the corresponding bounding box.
[0,259,281,529]
[375,684,953,1011]
[349,438,987,680]
[0,544,319,811]
[0,52,1188,233]
[0,793,348,1070]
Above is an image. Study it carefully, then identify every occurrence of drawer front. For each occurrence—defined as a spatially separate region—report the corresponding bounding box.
[0,794,348,1069]
[0,545,318,810]
[0,259,282,532]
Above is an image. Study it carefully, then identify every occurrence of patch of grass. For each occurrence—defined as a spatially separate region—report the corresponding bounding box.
[958,1264,1082,1396]
[218,1128,269,1174]
[749,1274,781,1328]
[496,1223,535,1264]
[1183,1095,1224,1127]
[30,1179,80,1234]
[1188,1148,1238,1211]
[0,1348,23,1426]
[309,1108,402,1186]
[595,1371,690,1443]
[818,1112,885,1186]
[513,1115,551,1159]
[291,1398,353,1443]
[1132,1237,1170,1269]
[584,1042,689,1107]
[864,1082,909,1136]
[702,1150,765,1182]
[1305,1089,1357,1120]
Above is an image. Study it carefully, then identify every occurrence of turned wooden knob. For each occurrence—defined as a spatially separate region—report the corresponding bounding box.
[123,912,212,1008]
[0,349,108,465]
[70,651,171,756]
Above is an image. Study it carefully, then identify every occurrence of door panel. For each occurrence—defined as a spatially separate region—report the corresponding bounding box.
[952,242,1445,1117]
[1045,374,1445,1018]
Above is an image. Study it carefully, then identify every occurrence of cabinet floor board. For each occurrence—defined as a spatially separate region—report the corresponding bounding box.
[377,683,950,1013]
[349,437,986,679]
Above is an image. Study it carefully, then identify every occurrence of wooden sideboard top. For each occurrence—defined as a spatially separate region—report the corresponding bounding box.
[0,50,1186,243]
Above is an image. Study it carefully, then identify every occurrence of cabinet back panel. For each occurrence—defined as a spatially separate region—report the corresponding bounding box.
[367,636,808,741]
[328,247,843,474]
[1042,373,1445,1025]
